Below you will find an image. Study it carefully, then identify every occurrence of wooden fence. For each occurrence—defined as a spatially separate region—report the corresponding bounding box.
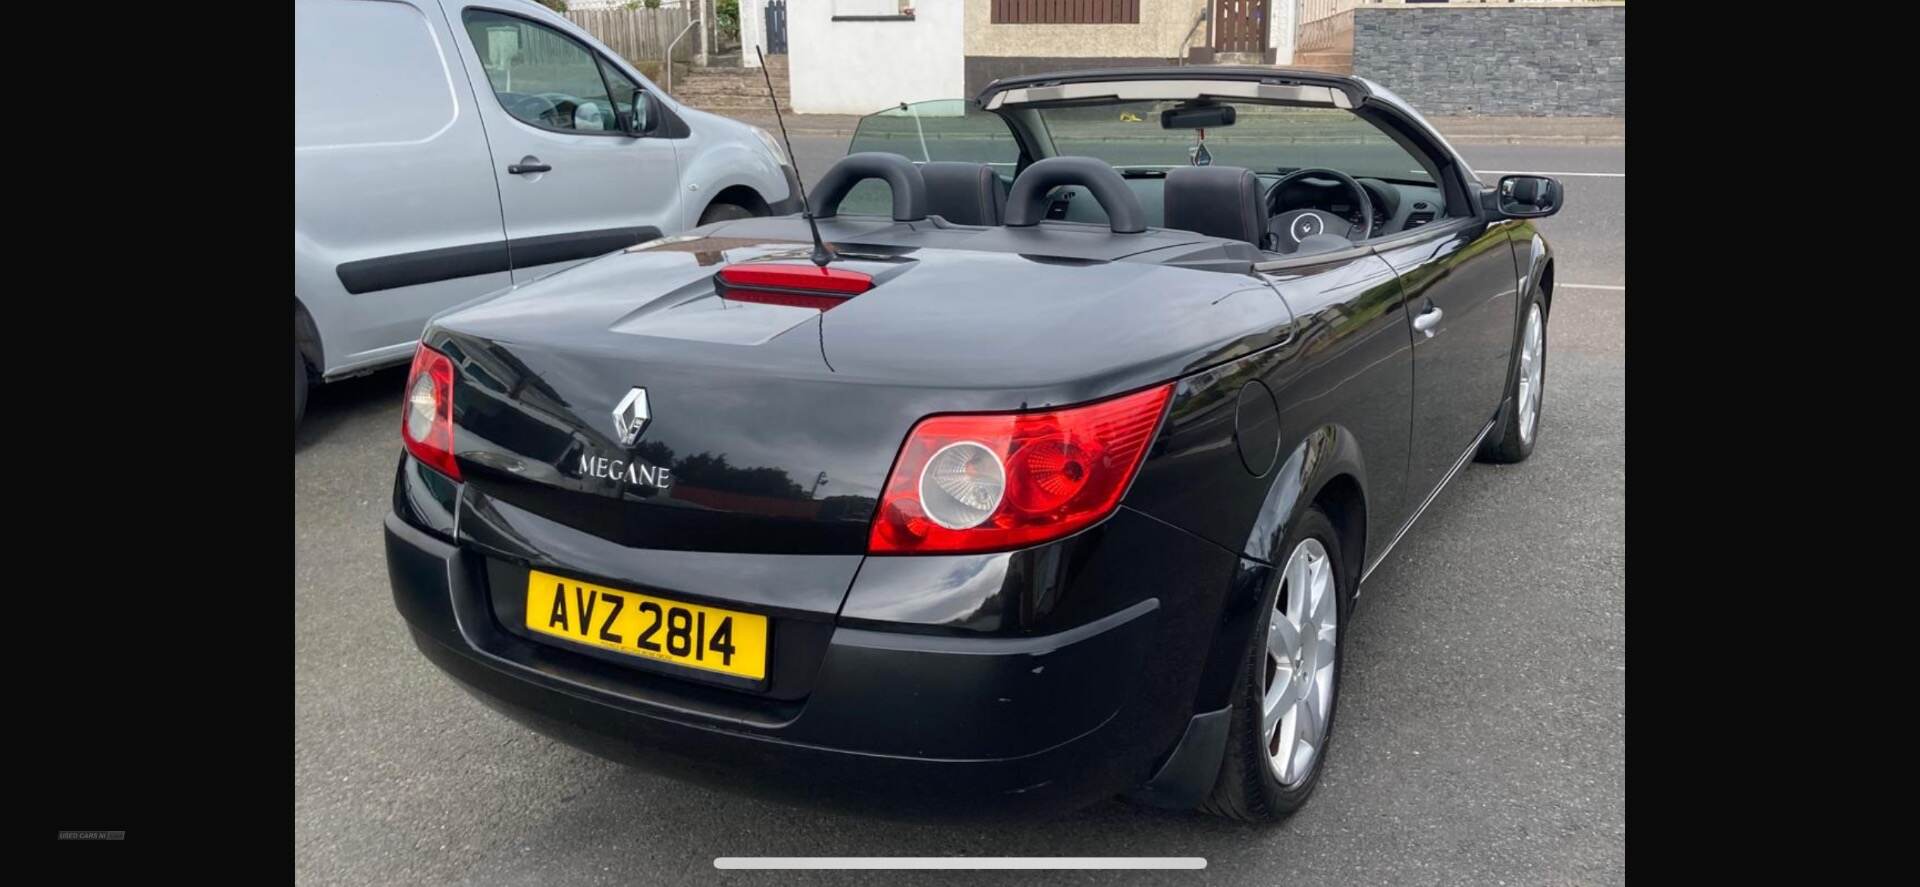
[563,4,696,66]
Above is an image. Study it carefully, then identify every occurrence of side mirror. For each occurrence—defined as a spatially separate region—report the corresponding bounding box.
[1487,174,1563,219]
[616,92,657,137]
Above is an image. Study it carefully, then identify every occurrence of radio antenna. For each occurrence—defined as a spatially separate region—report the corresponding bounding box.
[755,46,833,268]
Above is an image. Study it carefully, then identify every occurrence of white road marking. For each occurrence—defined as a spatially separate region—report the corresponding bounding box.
[1477,170,1626,178]
[1562,284,1625,291]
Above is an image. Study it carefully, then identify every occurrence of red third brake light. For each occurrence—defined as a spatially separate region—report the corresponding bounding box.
[718,264,874,294]
[869,384,1175,555]
[715,288,849,312]
[401,343,461,481]
[717,264,876,311]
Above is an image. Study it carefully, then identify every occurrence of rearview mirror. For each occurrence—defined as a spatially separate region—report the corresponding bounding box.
[1490,174,1563,218]
[1161,104,1236,130]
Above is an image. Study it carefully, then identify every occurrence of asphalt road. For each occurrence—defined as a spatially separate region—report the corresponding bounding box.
[294,143,1624,885]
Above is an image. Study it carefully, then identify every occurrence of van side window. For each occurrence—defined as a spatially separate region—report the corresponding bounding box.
[598,58,642,121]
[463,10,616,133]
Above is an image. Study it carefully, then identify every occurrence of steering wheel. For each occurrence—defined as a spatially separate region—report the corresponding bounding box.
[1266,167,1375,254]
[502,92,559,124]
[533,92,585,127]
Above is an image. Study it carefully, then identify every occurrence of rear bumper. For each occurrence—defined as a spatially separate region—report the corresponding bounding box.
[386,509,1233,816]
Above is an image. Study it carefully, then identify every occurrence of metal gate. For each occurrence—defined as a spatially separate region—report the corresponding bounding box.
[765,0,788,54]
[1213,0,1270,54]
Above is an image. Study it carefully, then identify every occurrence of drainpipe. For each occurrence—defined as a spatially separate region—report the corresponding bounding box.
[1177,5,1210,65]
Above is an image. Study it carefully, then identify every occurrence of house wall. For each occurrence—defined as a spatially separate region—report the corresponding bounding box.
[788,3,965,114]
[961,0,1207,97]
[1352,3,1626,116]
[964,0,1206,57]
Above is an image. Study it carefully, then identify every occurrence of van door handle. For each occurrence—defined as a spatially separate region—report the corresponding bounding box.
[508,160,551,175]
[1413,304,1443,337]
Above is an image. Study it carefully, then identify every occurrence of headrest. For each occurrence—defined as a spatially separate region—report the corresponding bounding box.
[920,162,1009,226]
[1164,166,1266,247]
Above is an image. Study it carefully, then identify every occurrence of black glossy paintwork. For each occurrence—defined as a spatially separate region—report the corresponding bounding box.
[428,234,1293,556]
[1233,380,1282,475]
[1125,251,1414,568]
[392,453,458,539]
[386,506,1243,815]
[1511,220,1554,313]
[841,505,1232,637]
[388,75,1555,813]
[1376,218,1524,494]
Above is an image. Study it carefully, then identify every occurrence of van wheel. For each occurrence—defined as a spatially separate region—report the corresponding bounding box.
[699,202,756,225]
[295,345,309,429]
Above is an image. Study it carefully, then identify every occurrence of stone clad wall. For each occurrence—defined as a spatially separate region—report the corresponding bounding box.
[1353,4,1625,117]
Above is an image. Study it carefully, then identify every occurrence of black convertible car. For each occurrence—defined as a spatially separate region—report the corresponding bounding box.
[385,67,1561,822]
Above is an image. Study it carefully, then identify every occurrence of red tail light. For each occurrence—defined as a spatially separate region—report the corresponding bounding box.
[401,343,461,481]
[869,384,1174,555]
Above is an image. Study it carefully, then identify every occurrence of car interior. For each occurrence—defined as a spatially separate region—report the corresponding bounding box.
[822,97,1456,263]
[1016,163,1446,253]
[717,149,1447,278]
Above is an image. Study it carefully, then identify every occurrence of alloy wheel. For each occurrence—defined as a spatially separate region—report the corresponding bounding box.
[1262,536,1339,786]
[1517,303,1544,445]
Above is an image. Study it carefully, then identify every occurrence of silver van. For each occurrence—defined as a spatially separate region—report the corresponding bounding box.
[295,0,800,424]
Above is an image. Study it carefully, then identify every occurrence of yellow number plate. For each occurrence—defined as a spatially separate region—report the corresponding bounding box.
[524,570,768,680]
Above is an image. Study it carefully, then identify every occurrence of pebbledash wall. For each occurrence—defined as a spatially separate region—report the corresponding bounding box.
[787,3,966,115]
[1352,2,1625,116]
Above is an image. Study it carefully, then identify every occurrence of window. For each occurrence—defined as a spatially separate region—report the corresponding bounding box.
[598,57,642,122]
[848,100,1020,167]
[841,100,1023,214]
[1036,101,1437,187]
[463,10,616,133]
[833,1,914,21]
[991,1,1139,24]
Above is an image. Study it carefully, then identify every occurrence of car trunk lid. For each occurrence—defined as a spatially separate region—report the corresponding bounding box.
[429,230,1292,559]
[433,237,918,556]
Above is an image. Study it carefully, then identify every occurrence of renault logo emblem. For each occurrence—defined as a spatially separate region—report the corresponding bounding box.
[1291,215,1323,242]
[612,387,651,447]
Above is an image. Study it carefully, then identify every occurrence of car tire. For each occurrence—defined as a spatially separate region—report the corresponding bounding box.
[698,202,757,225]
[295,345,309,429]
[1476,291,1547,464]
[1200,506,1350,824]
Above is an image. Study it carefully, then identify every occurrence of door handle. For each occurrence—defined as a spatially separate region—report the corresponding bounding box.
[1413,304,1443,338]
[508,160,551,175]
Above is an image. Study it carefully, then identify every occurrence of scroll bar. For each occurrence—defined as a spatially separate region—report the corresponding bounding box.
[715,857,1207,870]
